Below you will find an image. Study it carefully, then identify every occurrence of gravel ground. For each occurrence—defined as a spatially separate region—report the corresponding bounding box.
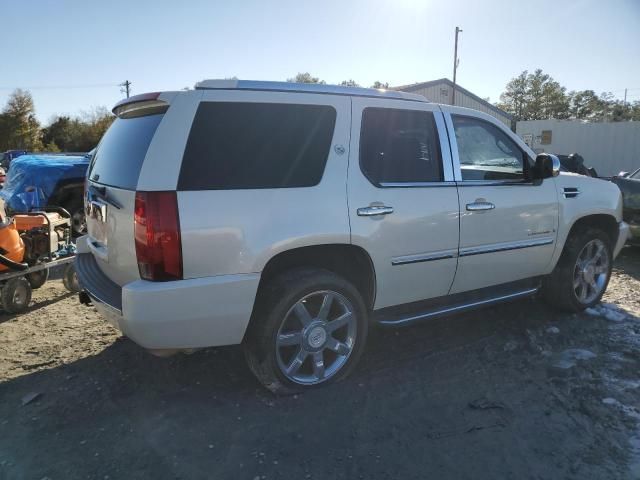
[0,247,639,480]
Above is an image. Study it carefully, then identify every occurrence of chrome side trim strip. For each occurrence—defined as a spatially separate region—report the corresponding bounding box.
[391,249,458,266]
[458,180,534,187]
[459,238,554,257]
[392,238,554,265]
[379,181,456,188]
[378,288,539,326]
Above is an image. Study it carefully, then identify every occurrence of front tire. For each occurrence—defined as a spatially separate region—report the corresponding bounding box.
[543,227,612,312]
[244,268,368,395]
[2,277,32,314]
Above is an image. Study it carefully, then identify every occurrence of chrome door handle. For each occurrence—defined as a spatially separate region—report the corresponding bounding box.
[357,205,394,216]
[466,201,495,212]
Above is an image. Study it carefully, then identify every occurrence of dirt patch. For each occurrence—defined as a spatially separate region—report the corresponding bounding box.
[1,248,639,479]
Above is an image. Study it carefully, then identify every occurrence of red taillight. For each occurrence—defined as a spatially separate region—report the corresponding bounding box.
[134,191,182,281]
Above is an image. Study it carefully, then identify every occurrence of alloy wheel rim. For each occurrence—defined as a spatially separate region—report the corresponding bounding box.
[276,290,357,385]
[573,239,609,304]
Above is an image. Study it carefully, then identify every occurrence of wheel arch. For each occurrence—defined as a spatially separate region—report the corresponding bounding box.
[255,244,377,311]
[47,180,84,208]
[549,213,620,273]
[566,214,619,248]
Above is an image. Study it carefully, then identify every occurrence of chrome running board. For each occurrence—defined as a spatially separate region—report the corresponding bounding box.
[377,287,539,327]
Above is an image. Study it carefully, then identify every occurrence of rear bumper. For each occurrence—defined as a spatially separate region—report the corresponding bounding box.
[75,252,260,349]
[614,221,631,258]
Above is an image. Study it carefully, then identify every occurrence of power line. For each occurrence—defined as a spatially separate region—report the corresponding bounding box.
[0,83,119,91]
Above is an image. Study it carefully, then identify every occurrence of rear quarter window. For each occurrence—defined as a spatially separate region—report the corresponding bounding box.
[88,113,164,190]
[178,102,336,190]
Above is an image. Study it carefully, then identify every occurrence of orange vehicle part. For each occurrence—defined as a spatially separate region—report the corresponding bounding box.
[0,220,25,271]
[14,214,49,230]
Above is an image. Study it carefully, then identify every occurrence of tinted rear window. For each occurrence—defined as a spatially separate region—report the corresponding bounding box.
[178,102,336,190]
[360,108,443,185]
[88,113,164,189]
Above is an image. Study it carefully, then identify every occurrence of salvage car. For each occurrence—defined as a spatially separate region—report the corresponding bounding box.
[0,153,90,236]
[612,167,640,244]
[76,81,629,394]
[556,153,598,177]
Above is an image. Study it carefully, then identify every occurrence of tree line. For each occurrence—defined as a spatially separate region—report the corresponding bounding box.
[0,89,114,153]
[1,71,637,153]
[290,70,640,123]
[286,72,389,89]
[496,69,640,122]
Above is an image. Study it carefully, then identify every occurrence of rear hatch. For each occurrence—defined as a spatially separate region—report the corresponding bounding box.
[85,94,168,286]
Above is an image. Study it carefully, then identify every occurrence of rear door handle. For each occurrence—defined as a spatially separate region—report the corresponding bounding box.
[357,205,394,216]
[466,201,495,212]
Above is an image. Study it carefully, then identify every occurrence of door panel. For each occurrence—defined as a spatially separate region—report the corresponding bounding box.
[348,98,460,309]
[441,107,559,294]
[451,182,558,293]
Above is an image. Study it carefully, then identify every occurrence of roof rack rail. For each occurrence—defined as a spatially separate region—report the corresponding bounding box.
[195,79,427,102]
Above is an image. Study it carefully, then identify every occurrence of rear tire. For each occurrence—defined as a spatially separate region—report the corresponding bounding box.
[2,277,32,314]
[543,227,612,312]
[244,268,368,395]
[27,268,49,289]
[62,263,81,293]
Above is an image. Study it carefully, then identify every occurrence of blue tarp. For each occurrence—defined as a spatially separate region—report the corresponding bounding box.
[0,154,89,212]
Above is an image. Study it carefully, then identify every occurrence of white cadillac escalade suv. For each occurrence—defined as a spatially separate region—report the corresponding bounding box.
[76,80,629,394]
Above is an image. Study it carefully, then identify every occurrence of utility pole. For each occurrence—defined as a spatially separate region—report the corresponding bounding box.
[120,80,132,98]
[452,26,462,106]
[624,88,628,106]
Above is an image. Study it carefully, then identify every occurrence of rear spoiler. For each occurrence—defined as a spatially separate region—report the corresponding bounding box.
[112,92,168,118]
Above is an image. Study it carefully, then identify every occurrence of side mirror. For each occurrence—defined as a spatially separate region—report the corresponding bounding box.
[532,153,561,180]
[617,171,630,178]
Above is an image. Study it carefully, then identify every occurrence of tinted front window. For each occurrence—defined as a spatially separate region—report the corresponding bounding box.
[178,102,336,190]
[452,115,525,181]
[89,114,164,189]
[360,108,442,185]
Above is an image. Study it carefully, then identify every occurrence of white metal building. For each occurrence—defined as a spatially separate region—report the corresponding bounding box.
[516,119,640,177]
[395,78,513,127]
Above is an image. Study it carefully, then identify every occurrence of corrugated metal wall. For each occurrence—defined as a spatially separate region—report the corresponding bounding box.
[516,119,640,176]
[407,83,512,126]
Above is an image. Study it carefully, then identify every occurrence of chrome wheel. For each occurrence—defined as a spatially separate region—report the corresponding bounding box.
[573,238,610,304]
[275,290,357,385]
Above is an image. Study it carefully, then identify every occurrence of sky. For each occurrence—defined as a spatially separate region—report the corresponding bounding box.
[1,0,639,123]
